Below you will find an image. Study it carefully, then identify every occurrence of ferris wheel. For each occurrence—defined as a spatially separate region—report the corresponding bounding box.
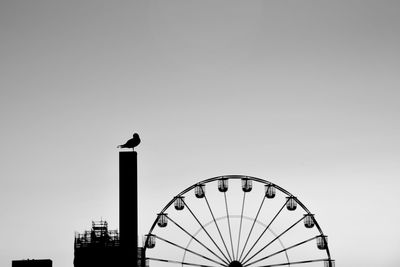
[143,175,335,267]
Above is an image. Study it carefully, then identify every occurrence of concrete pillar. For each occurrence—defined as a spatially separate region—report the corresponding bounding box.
[119,151,138,265]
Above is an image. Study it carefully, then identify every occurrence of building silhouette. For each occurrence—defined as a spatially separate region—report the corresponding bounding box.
[12,259,52,267]
[74,221,123,266]
[74,150,146,267]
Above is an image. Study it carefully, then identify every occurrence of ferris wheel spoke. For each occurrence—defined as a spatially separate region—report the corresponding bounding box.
[240,199,289,263]
[224,191,236,260]
[238,195,266,262]
[250,258,329,267]
[236,191,246,260]
[181,199,232,264]
[165,215,229,265]
[243,236,318,267]
[204,194,233,262]
[155,235,226,267]
[147,257,220,267]
[242,216,304,266]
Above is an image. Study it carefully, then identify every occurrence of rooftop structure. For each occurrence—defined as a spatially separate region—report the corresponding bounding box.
[74,221,119,248]
[74,220,147,267]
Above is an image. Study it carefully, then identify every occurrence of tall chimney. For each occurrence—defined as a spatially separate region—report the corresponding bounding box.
[119,151,138,263]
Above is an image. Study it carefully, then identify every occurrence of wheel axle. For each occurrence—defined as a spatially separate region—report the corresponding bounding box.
[228,260,243,267]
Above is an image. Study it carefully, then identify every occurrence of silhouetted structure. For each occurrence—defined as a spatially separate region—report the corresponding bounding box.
[74,222,146,266]
[74,221,123,267]
[119,151,138,264]
[12,259,52,267]
[74,139,145,267]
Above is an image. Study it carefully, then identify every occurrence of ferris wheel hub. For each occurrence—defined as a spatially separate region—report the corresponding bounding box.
[228,260,243,267]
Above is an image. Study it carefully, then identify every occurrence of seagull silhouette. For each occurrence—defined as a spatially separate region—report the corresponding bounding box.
[118,133,141,150]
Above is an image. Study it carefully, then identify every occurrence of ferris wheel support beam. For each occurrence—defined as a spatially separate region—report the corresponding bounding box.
[165,215,229,265]
[240,199,289,263]
[244,236,318,267]
[242,216,304,265]
[236,191,246,260]
[254,258,329,267]
[182,199,232,264]
[238,195,266,262]
[224,191,236,260]
[155,235,226,267]
[204,194,233,262]
[147,257,219,267]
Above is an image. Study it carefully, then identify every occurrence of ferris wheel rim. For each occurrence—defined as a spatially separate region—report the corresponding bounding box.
[144,174,333,265]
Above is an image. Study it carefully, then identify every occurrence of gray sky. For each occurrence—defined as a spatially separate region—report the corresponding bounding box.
[1,1,399,267]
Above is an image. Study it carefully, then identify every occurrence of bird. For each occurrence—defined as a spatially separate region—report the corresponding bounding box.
[118,133,141,150]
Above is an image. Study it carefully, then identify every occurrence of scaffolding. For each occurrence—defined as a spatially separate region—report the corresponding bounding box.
[74,221,120,248]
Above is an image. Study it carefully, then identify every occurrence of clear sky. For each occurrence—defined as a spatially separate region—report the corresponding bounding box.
[0,1,399,267]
